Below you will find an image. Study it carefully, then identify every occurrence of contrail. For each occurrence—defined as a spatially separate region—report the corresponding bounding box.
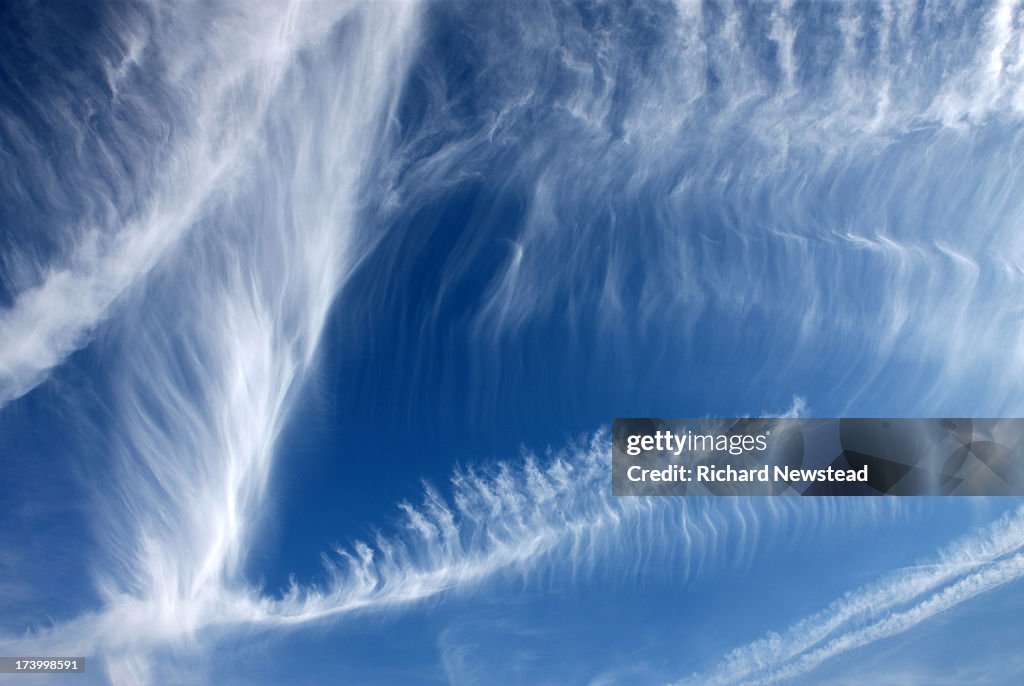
[750,552,1024,685]
[674,505,1024,685]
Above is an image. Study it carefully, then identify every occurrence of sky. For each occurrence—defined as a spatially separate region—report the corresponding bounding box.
[1,0,1024,683]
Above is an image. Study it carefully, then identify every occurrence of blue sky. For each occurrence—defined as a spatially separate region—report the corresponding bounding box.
[2,0,1024,683]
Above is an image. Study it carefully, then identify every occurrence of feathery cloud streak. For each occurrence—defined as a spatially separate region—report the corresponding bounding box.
[2,1,1024,684]
[676,505,1024,685]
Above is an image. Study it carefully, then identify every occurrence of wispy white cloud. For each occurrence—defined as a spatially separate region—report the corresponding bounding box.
[0,0,397,406]
[3,2,1024,685]
[1,431,901,683]
[674,505,1024,686]
[3,1,422,682]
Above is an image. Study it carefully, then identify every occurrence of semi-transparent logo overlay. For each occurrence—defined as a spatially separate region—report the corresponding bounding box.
[612,418,1024,496]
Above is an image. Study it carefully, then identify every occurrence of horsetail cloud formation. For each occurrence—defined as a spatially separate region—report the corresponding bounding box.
[0,432,904,679]
[1,1,1024,684]
[0,0,418,406]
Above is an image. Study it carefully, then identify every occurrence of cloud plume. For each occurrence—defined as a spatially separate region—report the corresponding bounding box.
[2,2,1024,684]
